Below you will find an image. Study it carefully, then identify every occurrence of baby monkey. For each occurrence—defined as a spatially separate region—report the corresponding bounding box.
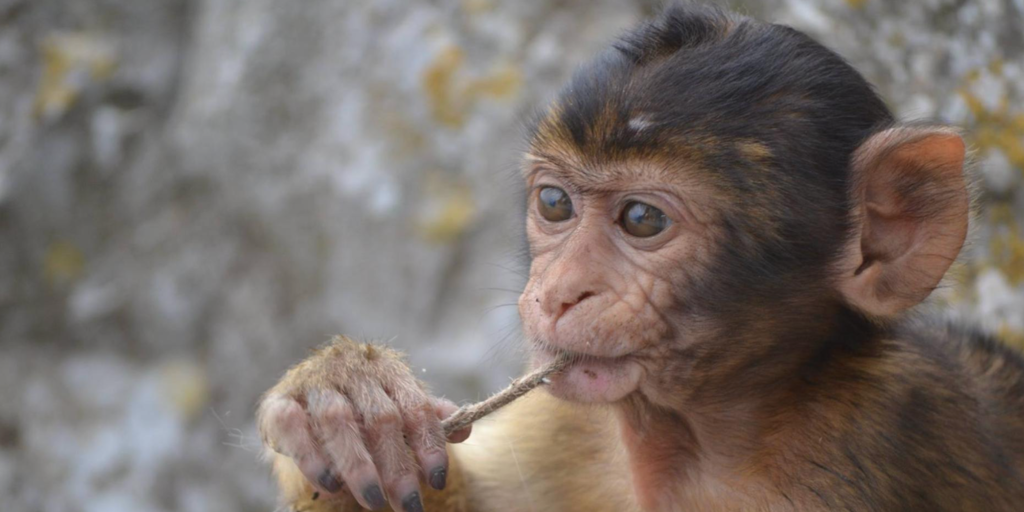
[258,3,1024,511]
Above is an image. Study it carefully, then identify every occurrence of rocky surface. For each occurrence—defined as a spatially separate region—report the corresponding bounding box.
[0,0,1021,510]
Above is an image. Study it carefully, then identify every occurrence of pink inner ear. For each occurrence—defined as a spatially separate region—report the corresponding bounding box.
[856,205,916,272]
[841,128,968,319]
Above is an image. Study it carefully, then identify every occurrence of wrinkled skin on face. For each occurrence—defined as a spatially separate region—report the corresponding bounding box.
[518,161,718,404]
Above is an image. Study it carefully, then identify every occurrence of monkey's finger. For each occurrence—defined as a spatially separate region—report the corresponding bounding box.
[349,382,424,512]
[306,389,387,510]
[257,394,338,493]
[432,397,472,443]
[388,382,449,491]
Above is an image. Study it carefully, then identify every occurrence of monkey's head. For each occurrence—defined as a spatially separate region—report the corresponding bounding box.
[517,4,969,406]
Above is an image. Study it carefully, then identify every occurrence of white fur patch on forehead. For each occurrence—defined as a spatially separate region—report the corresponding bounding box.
[628,115,654,132]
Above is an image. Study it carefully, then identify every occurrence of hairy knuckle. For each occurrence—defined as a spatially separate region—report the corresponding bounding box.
[339,457,375,477]
[389,378,427,403]
[319,401,356,425]
[420,429,447,450]
[405,428,445,455]
[383,472,417,492]
[407,395,433,414]
[365,407,403,430]
[402,402,432,425]
[383,476,403,492]
[259,397,307,440]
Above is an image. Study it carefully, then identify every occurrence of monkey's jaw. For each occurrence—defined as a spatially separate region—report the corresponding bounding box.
[533,348,643,403]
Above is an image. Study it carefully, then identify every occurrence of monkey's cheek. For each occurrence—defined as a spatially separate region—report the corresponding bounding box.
[546,359,643,403]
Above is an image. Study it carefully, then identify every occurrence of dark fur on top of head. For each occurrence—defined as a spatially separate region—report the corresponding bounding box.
[528,2,895,309]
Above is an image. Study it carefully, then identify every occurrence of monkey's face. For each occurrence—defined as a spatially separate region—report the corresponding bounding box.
[510,1,973,411]
[518,159,716,403]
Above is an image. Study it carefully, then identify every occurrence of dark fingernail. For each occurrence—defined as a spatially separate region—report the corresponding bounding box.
[362,484,386,510]
[317,470,343,493]
[429,466,447,490]
[402,491,424,512]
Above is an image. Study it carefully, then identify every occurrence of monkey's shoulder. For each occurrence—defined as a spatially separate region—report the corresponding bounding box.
[785,319,1024,510]
[828,317,1024,411]
[903,319,1024,456]
[896,318,1024,409]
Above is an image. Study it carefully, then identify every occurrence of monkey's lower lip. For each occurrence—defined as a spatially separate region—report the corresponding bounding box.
[538,340,640,361]
[535,346,642,403]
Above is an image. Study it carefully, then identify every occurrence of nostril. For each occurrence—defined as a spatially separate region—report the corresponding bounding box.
[559,291,596,317]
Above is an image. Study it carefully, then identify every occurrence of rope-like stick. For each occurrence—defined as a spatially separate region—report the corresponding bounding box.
[442,354,571,436]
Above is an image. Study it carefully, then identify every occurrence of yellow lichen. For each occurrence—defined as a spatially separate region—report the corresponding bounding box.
[421,45,523,129]
[958,64,1024,172]
[34,32,117,120]
[887,32,905,48]
[420,193,475,242]
[380,110,427,159]
[461,0,494,15]
[422,46,466,127]
[415,173,477,243]
[989,203,1015,226]
[160,360,209,420]
[989,225,1024,285]
[464,65,522,100]
[989,58,1004,75]
[997,324,1024,350]
[845,0,868,9]
[44,240,84,285]
[943,260,976,304]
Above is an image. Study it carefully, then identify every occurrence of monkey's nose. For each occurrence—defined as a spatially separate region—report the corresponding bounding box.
[557,290,596,319]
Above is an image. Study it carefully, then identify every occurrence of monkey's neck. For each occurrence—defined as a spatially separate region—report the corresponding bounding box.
[616,305,882,509]
[615,399,702,510]
[616,394,764,510]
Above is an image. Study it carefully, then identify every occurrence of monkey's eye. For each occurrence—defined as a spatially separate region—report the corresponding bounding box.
[537,186,574,222]
[621,201,669,237]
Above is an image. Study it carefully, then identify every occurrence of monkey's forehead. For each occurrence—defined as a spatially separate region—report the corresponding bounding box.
[524,107,775,190]
[522,148,701,189]
[521,69,797,191]
[523,3,892,188]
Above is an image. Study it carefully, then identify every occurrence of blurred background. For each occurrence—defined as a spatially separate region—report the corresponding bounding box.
[0,0,1021,510]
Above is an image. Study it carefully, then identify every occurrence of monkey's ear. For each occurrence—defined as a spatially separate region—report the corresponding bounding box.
[838,126,969,320]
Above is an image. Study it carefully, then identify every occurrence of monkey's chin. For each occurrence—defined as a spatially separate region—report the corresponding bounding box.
[533,350,643,403]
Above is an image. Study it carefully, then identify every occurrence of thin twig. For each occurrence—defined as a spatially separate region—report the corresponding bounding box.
[442,354,571,435]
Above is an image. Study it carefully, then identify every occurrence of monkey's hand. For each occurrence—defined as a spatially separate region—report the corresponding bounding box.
[257,335,471,511]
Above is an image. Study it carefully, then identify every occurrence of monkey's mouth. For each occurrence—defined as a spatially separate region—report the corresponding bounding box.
[533,345,643,403]
[544,344,619,359]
